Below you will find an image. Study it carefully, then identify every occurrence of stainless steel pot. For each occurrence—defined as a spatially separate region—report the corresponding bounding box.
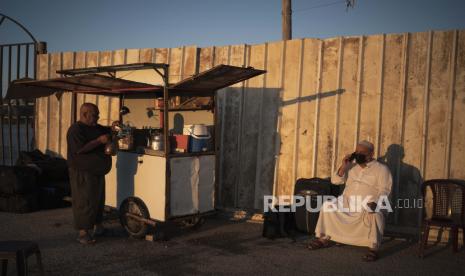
[151,135,164,151]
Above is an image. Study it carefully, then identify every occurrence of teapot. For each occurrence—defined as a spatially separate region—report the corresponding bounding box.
[150,134,164,151]
[104,141,117,155]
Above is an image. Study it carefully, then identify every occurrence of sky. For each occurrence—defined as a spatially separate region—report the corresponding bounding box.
[1,0,465,53]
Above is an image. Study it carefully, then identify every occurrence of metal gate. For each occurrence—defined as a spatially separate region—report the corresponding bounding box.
[0,13,47,165]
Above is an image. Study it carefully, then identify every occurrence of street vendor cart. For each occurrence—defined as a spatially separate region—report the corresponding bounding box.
[6,63,265,238]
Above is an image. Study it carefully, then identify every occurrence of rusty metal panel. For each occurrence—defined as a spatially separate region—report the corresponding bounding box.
[276,39,303,197]
[84,51,99,104]
[359,35,382,154]
[215,45,244,208]
[425,31,455,180]
[450,30,465,179]
[336,37,360,174]
[378,33,406,225]
[96,51,112,126]
[296,39,321,180]
[315,38,339,178]
[35,54,49,154]
[252,42,282,210]
[59,51,74,156]
[235,44,265,208]
[48,52,61,156]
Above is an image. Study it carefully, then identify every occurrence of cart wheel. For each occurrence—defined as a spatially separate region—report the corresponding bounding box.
[119,197,151,238]
[181,216,205,228]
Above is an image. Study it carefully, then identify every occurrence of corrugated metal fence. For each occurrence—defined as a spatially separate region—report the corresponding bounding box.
[34,30,465,228]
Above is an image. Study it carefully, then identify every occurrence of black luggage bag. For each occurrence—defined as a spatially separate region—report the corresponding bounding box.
[0,166,39,195]
[16,150,70,196]
[294,177,332,234]
[262,205,296,240]
[0,193,39,213]
[0,165,40,213]
[16,150,69,183]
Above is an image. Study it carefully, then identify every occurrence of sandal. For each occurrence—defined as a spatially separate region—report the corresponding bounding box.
[307,239,331,250]
[362,250,378,262]
[77,233,96,245]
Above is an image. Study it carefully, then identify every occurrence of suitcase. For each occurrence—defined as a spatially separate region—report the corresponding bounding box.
[0,193,39,213]
[262,205,296,240]
[38,186,70,210]
[0,166,39,195]
[294,177,332,234]
[16,149,49,165]
[16,150,70,190]
[35,158,69,183]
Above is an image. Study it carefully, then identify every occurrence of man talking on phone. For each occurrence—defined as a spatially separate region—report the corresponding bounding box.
[307,140,392,262]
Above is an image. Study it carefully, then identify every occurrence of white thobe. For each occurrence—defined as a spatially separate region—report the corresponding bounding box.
[315,160,392,249]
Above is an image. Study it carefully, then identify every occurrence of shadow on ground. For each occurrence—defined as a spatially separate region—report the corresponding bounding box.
[1,208,465,275]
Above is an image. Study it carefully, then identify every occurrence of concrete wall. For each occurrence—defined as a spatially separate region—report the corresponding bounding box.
[34,30,465,229]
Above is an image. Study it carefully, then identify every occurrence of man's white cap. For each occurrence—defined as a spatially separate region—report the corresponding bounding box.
[357,140,374,151]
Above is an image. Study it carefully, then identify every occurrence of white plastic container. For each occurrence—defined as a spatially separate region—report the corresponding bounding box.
[183,125,193,135]
[185,124,210,138]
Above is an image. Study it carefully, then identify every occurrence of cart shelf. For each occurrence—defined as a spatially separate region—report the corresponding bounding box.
[119,148,215,158]
[169,151,216,158]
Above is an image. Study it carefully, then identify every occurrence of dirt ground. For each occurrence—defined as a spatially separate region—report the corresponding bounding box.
[1,208,465,275]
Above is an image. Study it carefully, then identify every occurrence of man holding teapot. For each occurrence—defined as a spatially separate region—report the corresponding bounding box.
[66,102,119,245]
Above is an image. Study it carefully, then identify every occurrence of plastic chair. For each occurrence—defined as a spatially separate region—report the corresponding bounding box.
[418,179,465,258]
[0,241,44,276]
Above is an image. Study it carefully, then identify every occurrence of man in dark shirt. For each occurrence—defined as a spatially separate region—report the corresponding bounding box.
[67,102,114,244]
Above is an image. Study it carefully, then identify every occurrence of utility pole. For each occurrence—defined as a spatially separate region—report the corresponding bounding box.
[282,0,292,40]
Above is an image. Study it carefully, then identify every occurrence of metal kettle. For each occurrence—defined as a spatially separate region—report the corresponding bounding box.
[150,134,164,151]
[104,134,118,155]
[104,141,117,155]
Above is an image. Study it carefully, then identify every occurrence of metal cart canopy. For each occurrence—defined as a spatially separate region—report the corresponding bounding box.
[4,74,163,99]
[170,65,266,91]
[4,64,266,99]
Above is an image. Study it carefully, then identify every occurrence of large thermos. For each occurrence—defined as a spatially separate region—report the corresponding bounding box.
[185,124,211,152]
[150,133,164,151]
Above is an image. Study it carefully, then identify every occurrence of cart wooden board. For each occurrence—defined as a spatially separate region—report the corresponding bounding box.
[104,152,216,222]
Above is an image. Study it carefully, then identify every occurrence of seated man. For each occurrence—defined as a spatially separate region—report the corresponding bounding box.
[308,140,392,262]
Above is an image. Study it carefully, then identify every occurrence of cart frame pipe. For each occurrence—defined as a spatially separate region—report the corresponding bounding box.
[125,212,157,227]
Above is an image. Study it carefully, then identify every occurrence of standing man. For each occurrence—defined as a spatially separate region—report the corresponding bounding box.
[67,102,113,244]
[308,140,392,262]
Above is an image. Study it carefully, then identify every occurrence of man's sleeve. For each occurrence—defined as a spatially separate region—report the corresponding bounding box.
[377,166,393,200]
[331,163,355,185]
[99,124,111,134]
[331,168,348,185]
[67,125,86,154]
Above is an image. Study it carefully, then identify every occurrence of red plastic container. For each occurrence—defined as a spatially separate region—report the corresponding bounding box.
[170,135,190,153]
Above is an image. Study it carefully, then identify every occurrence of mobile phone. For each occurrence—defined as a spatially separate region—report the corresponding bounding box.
[348,152,356,162]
